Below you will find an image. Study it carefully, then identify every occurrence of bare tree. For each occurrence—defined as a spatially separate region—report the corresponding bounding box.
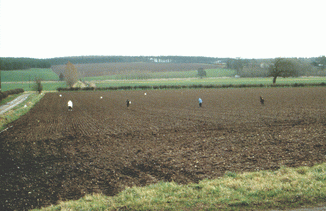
[34,77,43,94]
[59,72,64,81]
[64,61,79,87]
[197,68,207,78]
[268,58,298,84]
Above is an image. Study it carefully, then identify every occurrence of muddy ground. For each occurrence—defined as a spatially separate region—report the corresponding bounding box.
[1,87,326,210]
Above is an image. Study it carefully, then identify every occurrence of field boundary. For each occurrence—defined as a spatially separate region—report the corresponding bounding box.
[57,82,326,91]
[0,93,31,115]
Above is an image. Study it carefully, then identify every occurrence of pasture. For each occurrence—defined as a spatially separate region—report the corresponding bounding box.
[1,87,325,210]
[1,68,63,91]
[94,76,326,88]
[1,68,59,82]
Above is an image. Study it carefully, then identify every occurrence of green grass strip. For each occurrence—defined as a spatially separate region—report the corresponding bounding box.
[0,93,25,106]
[0,92,44,131]
[34,163,326,211]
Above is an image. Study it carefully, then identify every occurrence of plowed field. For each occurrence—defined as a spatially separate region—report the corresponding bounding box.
[1,87,326,210]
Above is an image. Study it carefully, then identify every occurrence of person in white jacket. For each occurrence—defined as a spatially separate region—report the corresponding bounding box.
[68,100,73,111]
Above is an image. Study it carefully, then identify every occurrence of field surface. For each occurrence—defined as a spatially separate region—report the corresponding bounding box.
[51,62,222,78]
[1,68,59,82]
[1,87,326,210]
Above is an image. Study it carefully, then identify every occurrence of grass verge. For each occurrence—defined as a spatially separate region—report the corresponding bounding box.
[0,93,25,106]
[33,162,326,211]
[0,92,44,131]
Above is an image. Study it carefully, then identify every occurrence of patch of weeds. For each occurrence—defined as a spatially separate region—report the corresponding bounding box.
[314,174,326,181]
[191,184,203,190]
[228,200,250,207]
[278,165,289,175]
[296,167,308,175]
[225,171,237,178]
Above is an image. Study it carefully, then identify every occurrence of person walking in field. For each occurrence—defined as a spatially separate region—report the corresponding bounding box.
[126,99,131,107]
[198,98,203,107]
[68,100,73,111]
[260,95,265,105]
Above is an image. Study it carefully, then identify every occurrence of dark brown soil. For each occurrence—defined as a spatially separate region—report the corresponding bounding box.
[1,87,326,210]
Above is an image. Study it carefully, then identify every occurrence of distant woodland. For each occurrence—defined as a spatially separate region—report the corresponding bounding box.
[0,56,220,70]
[0,57,51,70]
[0,56,325,77]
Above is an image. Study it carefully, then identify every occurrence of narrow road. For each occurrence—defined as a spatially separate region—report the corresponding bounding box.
[0,93,31,115]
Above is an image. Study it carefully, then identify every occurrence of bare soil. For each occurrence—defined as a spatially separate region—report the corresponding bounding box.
[1,87,326,210]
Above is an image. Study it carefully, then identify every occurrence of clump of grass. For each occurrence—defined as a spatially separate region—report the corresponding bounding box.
[34,162,326,211]
[0,93,44,131]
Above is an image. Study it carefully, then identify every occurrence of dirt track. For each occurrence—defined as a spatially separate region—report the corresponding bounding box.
[0,93,30,115]
[0,87,326,210]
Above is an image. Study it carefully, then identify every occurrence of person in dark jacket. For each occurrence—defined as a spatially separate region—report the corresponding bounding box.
[260,96,265,105]
[126,99,131,107]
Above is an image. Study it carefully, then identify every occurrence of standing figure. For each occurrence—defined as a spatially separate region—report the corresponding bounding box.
[68,100,73,111]
[126,99,131,107]
[198,98,203,107]
[260,96,265,105]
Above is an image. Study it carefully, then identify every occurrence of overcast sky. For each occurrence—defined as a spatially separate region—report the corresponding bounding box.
[0,0,325,59]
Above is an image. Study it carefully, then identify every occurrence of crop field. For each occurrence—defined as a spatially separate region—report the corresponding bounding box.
[51,62,224,79]
[1,87,326,210]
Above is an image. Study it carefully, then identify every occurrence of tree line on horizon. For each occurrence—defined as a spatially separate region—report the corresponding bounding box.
[0,57,51,70]
[0,56,220,70]
[1,56,325,80]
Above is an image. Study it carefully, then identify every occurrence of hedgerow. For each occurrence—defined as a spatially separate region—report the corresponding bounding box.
[56,82,326,92]
[0,88,24,102]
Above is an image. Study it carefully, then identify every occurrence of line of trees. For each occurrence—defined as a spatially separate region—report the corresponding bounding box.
[1,56,325,71]
[47,56,221,65]
[227,57,326,81]
[0,58,51,70]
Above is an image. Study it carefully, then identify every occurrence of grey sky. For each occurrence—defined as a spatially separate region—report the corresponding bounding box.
[0,0,325,59]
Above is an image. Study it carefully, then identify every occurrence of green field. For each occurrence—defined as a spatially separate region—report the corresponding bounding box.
[1,81,66,92]
[94,77,326,88]
[1,68,59,82]
[1,68,325,92]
